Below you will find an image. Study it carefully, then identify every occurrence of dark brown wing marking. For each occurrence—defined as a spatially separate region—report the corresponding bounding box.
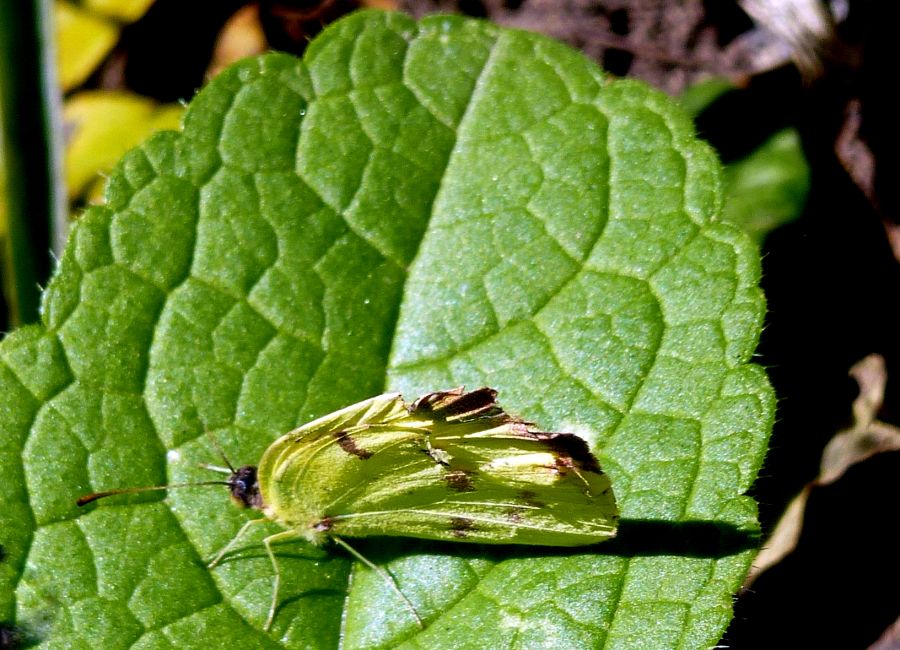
[332,429,374,459]
[449,516,476,538]
[538,432,602,473]
[411,387,503,421]
[517,490,546,509]
[444,469,475,492]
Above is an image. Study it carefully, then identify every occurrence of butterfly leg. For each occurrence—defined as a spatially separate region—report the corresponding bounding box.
[207,517,265,568]
[262,529,304,631]
[332,536,424,628]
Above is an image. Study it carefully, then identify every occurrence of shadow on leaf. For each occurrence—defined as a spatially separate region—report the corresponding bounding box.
[0,623,25,650]
[346,519,759,564]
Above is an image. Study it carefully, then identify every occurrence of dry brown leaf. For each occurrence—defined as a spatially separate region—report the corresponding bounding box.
[209,4,268,78]
[869,614,900,650]
[744,354,900,588]
[836,99,876,207]
[738,0,835,78]
[835,98,900,264]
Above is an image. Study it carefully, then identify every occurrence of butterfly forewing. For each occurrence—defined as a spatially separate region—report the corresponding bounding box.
[257,394,421,531]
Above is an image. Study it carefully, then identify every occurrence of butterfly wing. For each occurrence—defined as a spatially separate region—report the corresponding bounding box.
[256,393,421,537]
[271,388,618,546]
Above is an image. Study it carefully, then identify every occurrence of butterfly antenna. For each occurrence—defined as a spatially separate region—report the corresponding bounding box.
[77,481,229,506]
[204,430,236,473]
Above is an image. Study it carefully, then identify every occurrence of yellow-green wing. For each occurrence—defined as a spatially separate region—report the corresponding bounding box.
[317,388,618,546]
[257,392,423,537]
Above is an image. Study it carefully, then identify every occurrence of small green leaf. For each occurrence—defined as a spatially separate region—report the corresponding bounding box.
[0,10,774,649]
[722,128,810,243]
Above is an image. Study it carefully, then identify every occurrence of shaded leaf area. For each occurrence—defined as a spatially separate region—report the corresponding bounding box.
[0,10,772,649]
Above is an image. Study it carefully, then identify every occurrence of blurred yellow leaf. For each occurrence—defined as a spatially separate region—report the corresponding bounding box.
[64,91,182,201]
[84,0,155,23]
[55,1,119,91]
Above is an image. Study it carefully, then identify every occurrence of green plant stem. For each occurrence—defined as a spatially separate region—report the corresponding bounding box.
[0,0,65,326]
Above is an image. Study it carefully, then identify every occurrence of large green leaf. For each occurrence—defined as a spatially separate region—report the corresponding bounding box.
[0,10,774,649]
